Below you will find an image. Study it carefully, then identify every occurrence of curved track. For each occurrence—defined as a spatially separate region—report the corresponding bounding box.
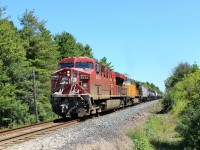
[0,120,78,150]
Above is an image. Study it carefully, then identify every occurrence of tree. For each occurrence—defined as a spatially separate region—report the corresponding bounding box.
[163,62,198,112]
[54,32,78,59]
[99,56,114,70]
[0,7,7,19]
[54,32,95,59]
[19,10,59,121]
[163,63,200,148]
[0,17,34,128]
[165,62,192,89]
[76,43,94,58]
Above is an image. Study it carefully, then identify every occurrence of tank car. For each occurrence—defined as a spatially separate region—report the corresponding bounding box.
[148,91,156,100]
[139,86,149,102]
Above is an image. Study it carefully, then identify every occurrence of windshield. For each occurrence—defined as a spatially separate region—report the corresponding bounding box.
[59,62,74,69]
[75,62,93,69]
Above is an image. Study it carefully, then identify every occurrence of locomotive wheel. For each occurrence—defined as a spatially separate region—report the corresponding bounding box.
[61,114,67,119]
[95,113,100,117]
[70,113,78,119]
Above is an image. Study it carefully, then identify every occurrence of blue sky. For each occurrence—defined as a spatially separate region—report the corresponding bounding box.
[1,0,200,92]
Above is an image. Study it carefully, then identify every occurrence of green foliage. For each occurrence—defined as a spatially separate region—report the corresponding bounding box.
[144,115,165,139]
[38,102,57,121]
[99,56,114,70]
[54,32,94,59]
[128,130,153,150]
[54,32,78,58]
[163,62,200,149]
[19,10,59,70]
[76,43,94,59]
[0,6,7,19]
[128,113,183,150]
[177,100,200,149]
[163,69,200,113]
[162,62,199,112]
[0,17,34,128]
[19,10,59,122]
[165,62,192,89]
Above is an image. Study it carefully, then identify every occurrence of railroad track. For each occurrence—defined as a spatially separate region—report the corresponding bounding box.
[0,119,78,150]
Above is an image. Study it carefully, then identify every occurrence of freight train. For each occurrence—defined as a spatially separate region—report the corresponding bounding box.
[50,57,162,118]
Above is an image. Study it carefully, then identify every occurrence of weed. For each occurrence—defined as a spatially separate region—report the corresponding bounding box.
[128,112,184,150]
[128,130,153,150]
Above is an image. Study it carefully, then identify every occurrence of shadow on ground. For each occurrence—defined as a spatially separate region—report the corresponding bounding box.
[151,140,184,150]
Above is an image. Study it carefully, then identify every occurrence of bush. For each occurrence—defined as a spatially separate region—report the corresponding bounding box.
[38,102,58,122]
[128,130,153,150]
[177,100,200,149]
[162,91,175,112]
[163,70,200,113]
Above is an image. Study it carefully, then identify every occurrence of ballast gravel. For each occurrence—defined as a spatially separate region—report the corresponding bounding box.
[6,100,160,150]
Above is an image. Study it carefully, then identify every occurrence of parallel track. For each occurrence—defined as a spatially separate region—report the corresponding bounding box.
[0,120,78,150]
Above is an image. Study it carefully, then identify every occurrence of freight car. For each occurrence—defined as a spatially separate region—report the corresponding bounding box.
[50,57,161,118]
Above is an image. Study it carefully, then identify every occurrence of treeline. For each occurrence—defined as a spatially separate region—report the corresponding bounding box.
[163,62,200,149]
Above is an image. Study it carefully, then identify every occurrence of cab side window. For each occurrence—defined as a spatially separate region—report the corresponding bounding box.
[96,64,101,74]
[101,66,105,76]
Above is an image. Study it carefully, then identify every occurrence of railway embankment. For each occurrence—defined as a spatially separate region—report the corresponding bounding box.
[127,100,184,150]
[5,100,160,150]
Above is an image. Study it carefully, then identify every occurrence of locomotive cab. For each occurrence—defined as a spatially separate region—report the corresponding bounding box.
[50,57,95,117]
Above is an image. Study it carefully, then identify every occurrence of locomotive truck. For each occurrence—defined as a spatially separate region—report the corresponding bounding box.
[50,57,160,118]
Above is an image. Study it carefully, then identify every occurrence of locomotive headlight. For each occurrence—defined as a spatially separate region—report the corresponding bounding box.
[66,70,70,76]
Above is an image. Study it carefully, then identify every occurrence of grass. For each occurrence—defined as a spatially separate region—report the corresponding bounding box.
[128,129,154,150]
[127,101,184,150]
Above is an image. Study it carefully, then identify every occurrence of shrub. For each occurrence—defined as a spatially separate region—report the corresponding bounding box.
[177,100,200,149]
[128,130,153,150]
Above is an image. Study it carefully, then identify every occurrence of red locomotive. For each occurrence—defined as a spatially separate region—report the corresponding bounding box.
[50,57,160,118]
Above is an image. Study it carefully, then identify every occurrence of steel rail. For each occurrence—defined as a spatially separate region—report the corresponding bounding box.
[0,120,78,149]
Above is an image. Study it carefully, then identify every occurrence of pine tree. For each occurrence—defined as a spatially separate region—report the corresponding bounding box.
[99,56,114,70]
[19,10,59,121]
[54,32,78,59]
